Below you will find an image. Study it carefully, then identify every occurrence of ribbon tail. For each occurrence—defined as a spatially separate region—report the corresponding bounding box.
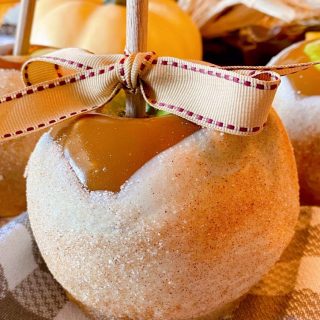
[0,68,121,141]
[222,61,320,76]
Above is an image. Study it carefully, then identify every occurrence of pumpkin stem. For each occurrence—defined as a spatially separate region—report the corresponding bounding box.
[103,0,127,6]
[125,0,148,118]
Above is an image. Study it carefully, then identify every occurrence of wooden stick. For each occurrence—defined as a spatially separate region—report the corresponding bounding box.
[13,0,36,56]
[125,0,148,118]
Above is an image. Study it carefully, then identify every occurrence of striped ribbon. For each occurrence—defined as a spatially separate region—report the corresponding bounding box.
[0,48,317,140]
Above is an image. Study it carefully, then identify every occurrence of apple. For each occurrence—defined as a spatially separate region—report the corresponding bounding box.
[0,67,45,217]
[270,39,320,205]
[27,107,299,319]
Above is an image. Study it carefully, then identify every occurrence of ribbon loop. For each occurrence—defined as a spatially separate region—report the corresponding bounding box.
[21,48,122,86]
[0,48,318,141]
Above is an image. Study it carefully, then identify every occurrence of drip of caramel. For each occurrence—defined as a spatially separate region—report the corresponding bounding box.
[275,40,320,97]
[54,114,199,192]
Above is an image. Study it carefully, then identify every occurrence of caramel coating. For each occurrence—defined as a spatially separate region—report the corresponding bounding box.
[27,110,299,320]
[54,114,199,191]
[271,39,320,205]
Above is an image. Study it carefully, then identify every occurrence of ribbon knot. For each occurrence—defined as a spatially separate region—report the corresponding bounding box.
[118,52,157,94]
[0,47,317,141]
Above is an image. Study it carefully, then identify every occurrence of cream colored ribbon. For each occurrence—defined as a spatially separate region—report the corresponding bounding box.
[0,48,316,140]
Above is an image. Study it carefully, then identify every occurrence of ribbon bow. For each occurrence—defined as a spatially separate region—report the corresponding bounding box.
[0,48,315,140]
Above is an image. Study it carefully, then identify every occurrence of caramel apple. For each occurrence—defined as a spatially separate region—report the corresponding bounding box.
[270,39,320,205]
[0,67,44,217]
[0,48,56,217]
[27,108,299,320]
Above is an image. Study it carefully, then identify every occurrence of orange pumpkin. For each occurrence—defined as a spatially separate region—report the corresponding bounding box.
[0,0,18,23]
[31,0,202,60]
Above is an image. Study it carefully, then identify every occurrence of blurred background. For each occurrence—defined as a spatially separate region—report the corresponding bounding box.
[1,0,320,64]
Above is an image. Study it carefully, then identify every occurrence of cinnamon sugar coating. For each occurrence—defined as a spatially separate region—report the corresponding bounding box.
[27,110,299,319]
[271,40,320,205]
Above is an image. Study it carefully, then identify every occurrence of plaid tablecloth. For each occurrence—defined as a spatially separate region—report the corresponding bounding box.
[0,206,319,320]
